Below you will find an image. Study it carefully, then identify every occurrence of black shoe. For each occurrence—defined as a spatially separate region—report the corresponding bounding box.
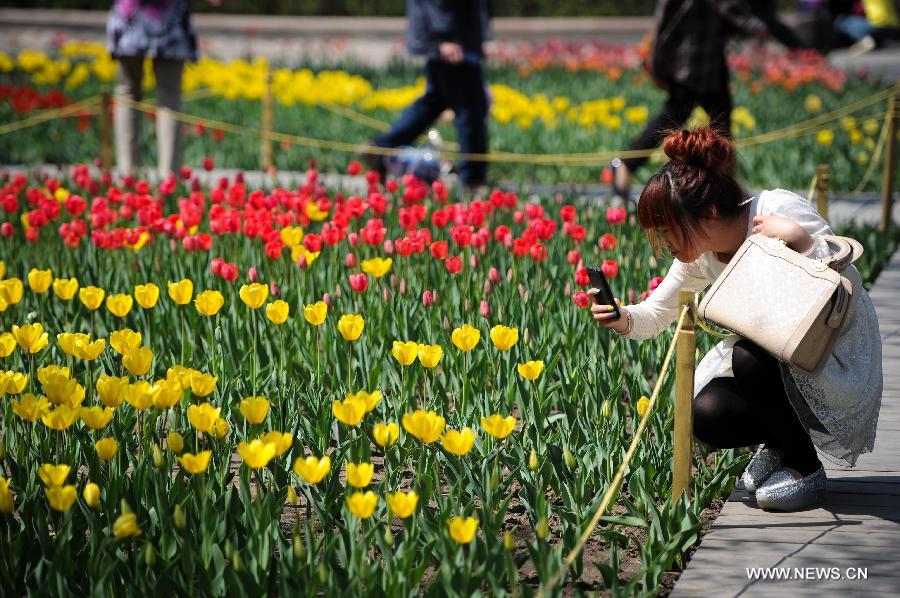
[360,141,387,180]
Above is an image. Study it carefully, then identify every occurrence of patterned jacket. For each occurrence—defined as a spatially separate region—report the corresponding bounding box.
[107,0,197,61]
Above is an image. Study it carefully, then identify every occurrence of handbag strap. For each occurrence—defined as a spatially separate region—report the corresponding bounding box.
[820,235,864,272]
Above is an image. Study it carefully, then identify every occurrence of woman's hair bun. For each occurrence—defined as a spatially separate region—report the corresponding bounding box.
[662,126,735,175]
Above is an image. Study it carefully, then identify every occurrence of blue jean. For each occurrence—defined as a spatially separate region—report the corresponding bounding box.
[374,59,488,185]
[834,14,900,44]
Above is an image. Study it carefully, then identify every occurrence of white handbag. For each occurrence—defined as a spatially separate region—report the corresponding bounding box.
[698,233,863,374]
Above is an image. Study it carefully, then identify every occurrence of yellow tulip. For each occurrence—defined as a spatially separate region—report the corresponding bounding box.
[96,374,128,407]
[0,370,27,394]
[110,328,142,354]
[391,340,419,366]
[451,324,480,352]
[0,279,23,305]
[361,257,392,278]
[167,431,185,453]
[189,371,217,396]
[0,477,12,513]
[337,313,365,341]
[28,268,53,294]
[95,437,119,461]
[83,482,100,508]
[168,279,194,305]
[41,405,80,430]
[209,417,230,439]
[123,346,153,376]
[260,431,293,456]
[52,277,78,300]
[346,462,374,488]
[42,370,83,407]
[177,451,212,474]
[490,325,519,351]
[417,344,443,368]
[194,290,224,316]
[303,301,327,325]
[38,464,71,487]
[46,485,77,512]
[516,360,544,381]
[239,283,268,309]
[286,486,299,505]
[373,422,399,447]
[125,380,160,411]
[166,365,194,390]
[78,286,105,310]
[57,332,88,357]
[636,396,651,418]
[12,323,49,353]
[481,414,516,440]
[188,403,220,433]
[11,393,49,421]
[265,300,289,324]
[238,439,277,469]
[106,293,133,317]
[402,410,445,444]
[0,332,16,357]
[113,512,141,539]
[80,405,114,430]
[293,454,331,484]
[448,516,478,544]
[346,491,378,519]
[134,283,159,309]
[346,389,382,413]
[442,427,477,456]
[76,338,105,361]
[152,378,183,409]
[240,396,270,424]
[332,396,367,426]
[386,490,418,519]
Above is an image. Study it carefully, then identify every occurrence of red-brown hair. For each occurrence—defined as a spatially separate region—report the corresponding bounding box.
[637,127,747,255]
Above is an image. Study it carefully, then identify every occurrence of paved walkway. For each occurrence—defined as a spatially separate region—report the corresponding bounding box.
[670,248,900,596]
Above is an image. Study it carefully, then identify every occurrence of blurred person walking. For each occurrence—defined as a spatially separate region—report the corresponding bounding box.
[107,0,220,179]
[608,0,769,203]
[364,0,492,192]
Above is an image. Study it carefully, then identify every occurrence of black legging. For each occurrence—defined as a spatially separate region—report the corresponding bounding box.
[693,340,822,476]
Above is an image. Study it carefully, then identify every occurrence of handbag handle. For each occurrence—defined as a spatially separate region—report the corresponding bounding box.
[819,235,864,272]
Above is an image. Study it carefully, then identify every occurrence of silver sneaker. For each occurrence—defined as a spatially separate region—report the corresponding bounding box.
[740,445,783,494]
[755,466,827,512]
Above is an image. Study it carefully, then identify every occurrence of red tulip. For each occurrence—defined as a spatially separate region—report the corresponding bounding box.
[573,291,591,309]
[296,254,308,270]
[345,253,357,268]
[445,256,462,274]
[599,233,618,250]
[349,272,368,293]
[489,267,501,284]
[221,263,238,282]
[567,249,581,265]
[479,300,491,317]
[422,290,434,307]
[203,157,214,172]
[347,160,362,175]
[601,259,618,278]
[469,253,478,269]
[606,206,627,225]
[270,282,280,296]
[1,222,13,237]
[649,276,664,291]
[322,293,332,308]
[575,267,590,287]
[383,239,394,255]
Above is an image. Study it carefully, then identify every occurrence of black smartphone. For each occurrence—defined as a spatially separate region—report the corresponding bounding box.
[586,266,620,319]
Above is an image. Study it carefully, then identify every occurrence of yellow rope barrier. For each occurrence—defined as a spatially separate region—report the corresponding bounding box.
[807,174,819,204]
[541,305,690,595]
[0,95,101,137]
[318,101,463,151]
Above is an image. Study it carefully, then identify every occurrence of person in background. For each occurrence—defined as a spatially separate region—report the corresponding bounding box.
[831,0,900,53]
[364,0,492,192]
[107,0,220,179]
[747,0,810,49]
[608,0,769,204]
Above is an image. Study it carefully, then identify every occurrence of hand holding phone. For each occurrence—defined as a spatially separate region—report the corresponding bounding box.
[586,266,621,320]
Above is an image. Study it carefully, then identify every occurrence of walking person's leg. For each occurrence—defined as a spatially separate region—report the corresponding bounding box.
[153,58,185,179]
[113,55,144,177]
[372,61,447,152]
[698,84,734,141]
[443,61,489,187]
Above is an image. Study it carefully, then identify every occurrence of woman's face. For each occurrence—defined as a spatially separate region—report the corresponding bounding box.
[656,225,702,263]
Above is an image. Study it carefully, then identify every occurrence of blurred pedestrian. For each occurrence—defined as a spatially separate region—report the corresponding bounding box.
[831,0,900,53]
[609,0,769,203]
[107,0,220,179]
[364,0,492,192]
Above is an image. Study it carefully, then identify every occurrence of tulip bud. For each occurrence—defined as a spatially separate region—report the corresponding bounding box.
[431,289,439,304]
[232,549,242,572]
[504,530,516,551]
[143,542,156,567]
[287,486,298,505]
[490,466,500,491]
[479,300,491,317]
[422,290,434,307]
[348,232,359,246]
[601,399,612,419]
[564,446,576,470]
[529,449,539,471]
[464,299,471,311]
[383,525,394,546]
[538,303,545,316]
[345,253,356,268]
[318,562,329,584]
[174,504,187,529]
[390,274,399,289]
[518,283,526,298]
[483,280,491,296]
[442,315,451,329]
[489,267,501,284]
[506,267,514,282]
[383,287,391,302]
[469,253,478,269]
[564,281,571,295]
[167,431,184,454]
[296,254,308,270]
[152,443,164,468]
[322,293,332,308]
[628,288,637,304]
[248,267,259,283]
[399,278,407,295]
[648,256,657,269]
[383,239,394,255]
[523,328,530,345]
[270,282,280,297]
[83,482,100,508]
[334,285,343,298]
[0,442,5,461]
[536,516,549,541]
[121,499,133,514]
